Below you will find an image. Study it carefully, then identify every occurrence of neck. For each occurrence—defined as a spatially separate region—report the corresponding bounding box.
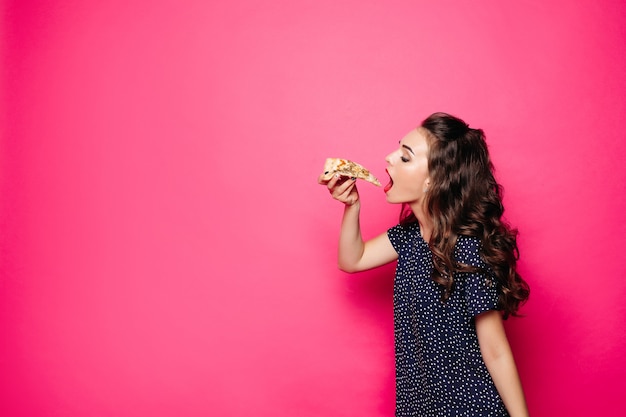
[409,202,433,242]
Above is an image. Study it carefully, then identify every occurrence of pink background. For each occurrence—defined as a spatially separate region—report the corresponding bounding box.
[2,0,626,416]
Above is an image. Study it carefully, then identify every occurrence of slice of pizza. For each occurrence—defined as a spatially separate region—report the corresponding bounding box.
[321,158,381,186]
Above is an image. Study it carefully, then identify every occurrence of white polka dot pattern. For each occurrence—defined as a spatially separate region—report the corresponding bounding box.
[388,222,508,417]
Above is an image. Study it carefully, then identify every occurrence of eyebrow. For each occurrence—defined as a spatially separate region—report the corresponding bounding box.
[402,144,415,155]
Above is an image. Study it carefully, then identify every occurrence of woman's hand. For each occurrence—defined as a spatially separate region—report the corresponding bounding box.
[318,173,360,206]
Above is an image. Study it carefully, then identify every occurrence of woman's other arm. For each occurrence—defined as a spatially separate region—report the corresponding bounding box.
[475,310,529,417]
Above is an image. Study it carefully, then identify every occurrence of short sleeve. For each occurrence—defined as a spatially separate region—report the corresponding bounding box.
[455,236,499,317]
[387,223,417,254]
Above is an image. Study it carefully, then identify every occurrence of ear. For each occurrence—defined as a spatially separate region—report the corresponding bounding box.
[423,178,431,193]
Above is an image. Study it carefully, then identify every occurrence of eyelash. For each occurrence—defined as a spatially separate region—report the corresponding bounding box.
[401,156,410,162]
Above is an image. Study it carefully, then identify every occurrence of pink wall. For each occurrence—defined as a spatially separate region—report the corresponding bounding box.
[2,0,625,416]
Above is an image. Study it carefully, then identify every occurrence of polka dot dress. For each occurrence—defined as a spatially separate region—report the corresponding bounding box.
[388,222,509,417]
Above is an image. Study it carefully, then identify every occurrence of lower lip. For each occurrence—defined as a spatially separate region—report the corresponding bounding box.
[384,169,393,193]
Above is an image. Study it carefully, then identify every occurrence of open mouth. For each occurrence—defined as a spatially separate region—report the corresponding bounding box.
[384,170,393,193]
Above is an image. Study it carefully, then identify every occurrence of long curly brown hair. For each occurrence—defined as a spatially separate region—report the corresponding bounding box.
[400,112,529,318]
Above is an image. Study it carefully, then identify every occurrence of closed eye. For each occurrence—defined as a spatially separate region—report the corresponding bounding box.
[400,156,410,162]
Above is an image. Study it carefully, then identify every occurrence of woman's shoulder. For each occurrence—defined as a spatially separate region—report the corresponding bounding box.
[454,235,485,267]
[387,221,419,249]
[388,221,420,234]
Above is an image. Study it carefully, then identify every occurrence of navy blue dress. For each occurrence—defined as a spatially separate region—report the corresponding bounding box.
[388,222,508,417]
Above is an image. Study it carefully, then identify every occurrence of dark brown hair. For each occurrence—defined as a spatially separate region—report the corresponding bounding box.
[401,112,529,318]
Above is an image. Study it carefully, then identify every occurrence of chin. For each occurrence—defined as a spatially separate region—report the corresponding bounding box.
[385,194,402,204]
[386,192,420,206]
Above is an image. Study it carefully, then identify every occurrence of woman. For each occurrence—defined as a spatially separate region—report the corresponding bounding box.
[319,112,530,416]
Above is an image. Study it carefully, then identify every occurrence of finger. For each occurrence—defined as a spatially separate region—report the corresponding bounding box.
[339,184,359,206]
[333,176,357,195]
[317,174,327,184]
[333,180,358,202]
[326,174,343,190]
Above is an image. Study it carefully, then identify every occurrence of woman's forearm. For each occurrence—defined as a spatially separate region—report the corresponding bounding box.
[476,311,529,417]
[484,348,529,417]
[337,202,365,272]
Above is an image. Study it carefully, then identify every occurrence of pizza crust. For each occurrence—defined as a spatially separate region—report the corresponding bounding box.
[321,158,381,186]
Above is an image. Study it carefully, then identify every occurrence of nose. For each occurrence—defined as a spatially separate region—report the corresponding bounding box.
[385,150,396,165]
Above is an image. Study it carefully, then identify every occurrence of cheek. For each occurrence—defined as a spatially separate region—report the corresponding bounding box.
[394,170,429,198]
[395,174,420,196]
[399,167,426,186]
